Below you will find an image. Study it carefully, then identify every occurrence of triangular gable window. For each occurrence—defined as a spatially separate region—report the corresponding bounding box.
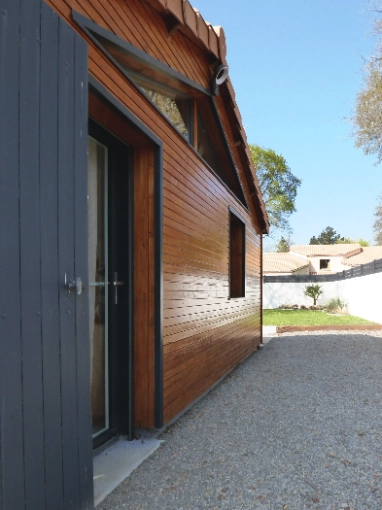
[72,11,248,208]
[142,88,190,141]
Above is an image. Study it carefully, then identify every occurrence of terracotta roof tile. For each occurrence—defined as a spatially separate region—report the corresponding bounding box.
[194,10,209,48]
[147,0,270,231]
[183,0,197,35]
[343,246,382,265]
[152,0,225,60]
[165,0,184,23]
[213,26,227,65]
[206,22,219,58]
[291,244,362,257]
[264,253,309,273]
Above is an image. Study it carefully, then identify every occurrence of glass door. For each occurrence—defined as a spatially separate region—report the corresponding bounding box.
[87,119,134,447]
[88,137,109,439]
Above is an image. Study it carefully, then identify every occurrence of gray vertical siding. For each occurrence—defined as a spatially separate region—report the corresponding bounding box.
[0,1,92,508]
[0,1,25,508]
[40,6,65,508]
[74,28,93,510]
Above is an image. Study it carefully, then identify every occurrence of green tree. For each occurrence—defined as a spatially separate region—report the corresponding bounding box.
[374,193,382,244]
[249,145,301,232]
[276,236,290,252]
[352,4,382,163]
[337,237,370,246]
[309,226,341,245]
[304,284,323,306]
[352,65,382,163]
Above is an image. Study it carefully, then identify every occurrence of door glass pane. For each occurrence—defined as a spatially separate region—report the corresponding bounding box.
[88,137,109,438]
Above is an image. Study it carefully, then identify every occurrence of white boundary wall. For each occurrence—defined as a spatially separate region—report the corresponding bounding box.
[263,272,382,324]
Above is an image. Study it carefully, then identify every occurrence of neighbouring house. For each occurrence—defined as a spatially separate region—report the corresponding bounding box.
[0,0,269,508]
[262,252,310,275]
[264,244,382,276]
[342,246,382,267]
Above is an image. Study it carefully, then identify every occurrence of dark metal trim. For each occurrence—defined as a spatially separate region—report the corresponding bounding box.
[229,208,246,299]
[211,98,249,211]
[88,76,161,146]
[242,221,247,298]
[260,234,263,342]
[228,205,246,224]
[73,11,249,212]
[126,147,135,439]
[154,145,164,428]
[72,10,210,96]
[78,16,196,150]
[88,77,164,429]
[88,119,133,447]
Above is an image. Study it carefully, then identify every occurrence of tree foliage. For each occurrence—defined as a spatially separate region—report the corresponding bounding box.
[143,89,188,138]
[374,193,382,244]
[309,226,341,245]
[310,227,370,246]
[304,284,323,306]
[352,4,382,163]
[352,64,382,162]
[337,237,370,246]
[249,145,301,232]
[276,236,290,252]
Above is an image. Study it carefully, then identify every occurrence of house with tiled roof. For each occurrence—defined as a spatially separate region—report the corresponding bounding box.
[264,244,382,275]
[342,246,382,267]
[263,252,309,275]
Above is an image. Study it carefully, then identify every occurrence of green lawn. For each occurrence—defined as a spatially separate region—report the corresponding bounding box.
[263,309,377,326]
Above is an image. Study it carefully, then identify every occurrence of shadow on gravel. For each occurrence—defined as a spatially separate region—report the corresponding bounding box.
[98,333,382,510]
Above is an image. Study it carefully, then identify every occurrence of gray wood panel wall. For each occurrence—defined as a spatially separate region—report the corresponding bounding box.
[0,1,93,508]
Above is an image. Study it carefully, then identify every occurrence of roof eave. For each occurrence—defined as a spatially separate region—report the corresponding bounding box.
[146,0,270,232]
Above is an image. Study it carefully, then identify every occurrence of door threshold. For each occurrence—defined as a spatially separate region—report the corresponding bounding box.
[93,434,163,507]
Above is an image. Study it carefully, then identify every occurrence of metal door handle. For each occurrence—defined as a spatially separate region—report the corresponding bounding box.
[113,272,124,305]
[65,273,83,296]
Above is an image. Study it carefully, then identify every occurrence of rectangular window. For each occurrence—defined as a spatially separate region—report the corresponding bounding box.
[229,210,246,298]
[320,259,330,270]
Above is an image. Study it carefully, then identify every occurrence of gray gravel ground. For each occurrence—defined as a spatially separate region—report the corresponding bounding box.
[98,332,382,510]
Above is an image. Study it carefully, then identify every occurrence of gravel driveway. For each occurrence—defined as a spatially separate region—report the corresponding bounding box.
[98,332,382,510]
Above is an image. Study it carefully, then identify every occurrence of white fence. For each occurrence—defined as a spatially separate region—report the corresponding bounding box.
[263,260,382,324]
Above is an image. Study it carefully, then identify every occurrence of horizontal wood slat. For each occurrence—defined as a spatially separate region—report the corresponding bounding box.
[45,0,263,429]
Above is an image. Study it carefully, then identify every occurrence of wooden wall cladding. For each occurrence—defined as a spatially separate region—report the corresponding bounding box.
[46,0,212,89]
[88,93,156,428]
[45,0,262,428]
[162,148,261,423]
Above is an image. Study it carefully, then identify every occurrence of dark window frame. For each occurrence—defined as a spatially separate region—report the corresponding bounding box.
[139,83,194,144]
[71,9,248,210]
[229,207,246,299]
[89,77,164,429]
[320,258,330,270]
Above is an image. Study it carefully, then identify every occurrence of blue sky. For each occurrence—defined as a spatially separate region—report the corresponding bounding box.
[195,0,381,246]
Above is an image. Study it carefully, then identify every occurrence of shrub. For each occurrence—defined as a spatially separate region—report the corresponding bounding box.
[304,284,323,305]
[325,297,348,314]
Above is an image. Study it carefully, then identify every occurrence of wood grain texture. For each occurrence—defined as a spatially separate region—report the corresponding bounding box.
[45,0,263,428]
[47,0,211,87]
[133,148,156,427]
[1,2,92,507]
